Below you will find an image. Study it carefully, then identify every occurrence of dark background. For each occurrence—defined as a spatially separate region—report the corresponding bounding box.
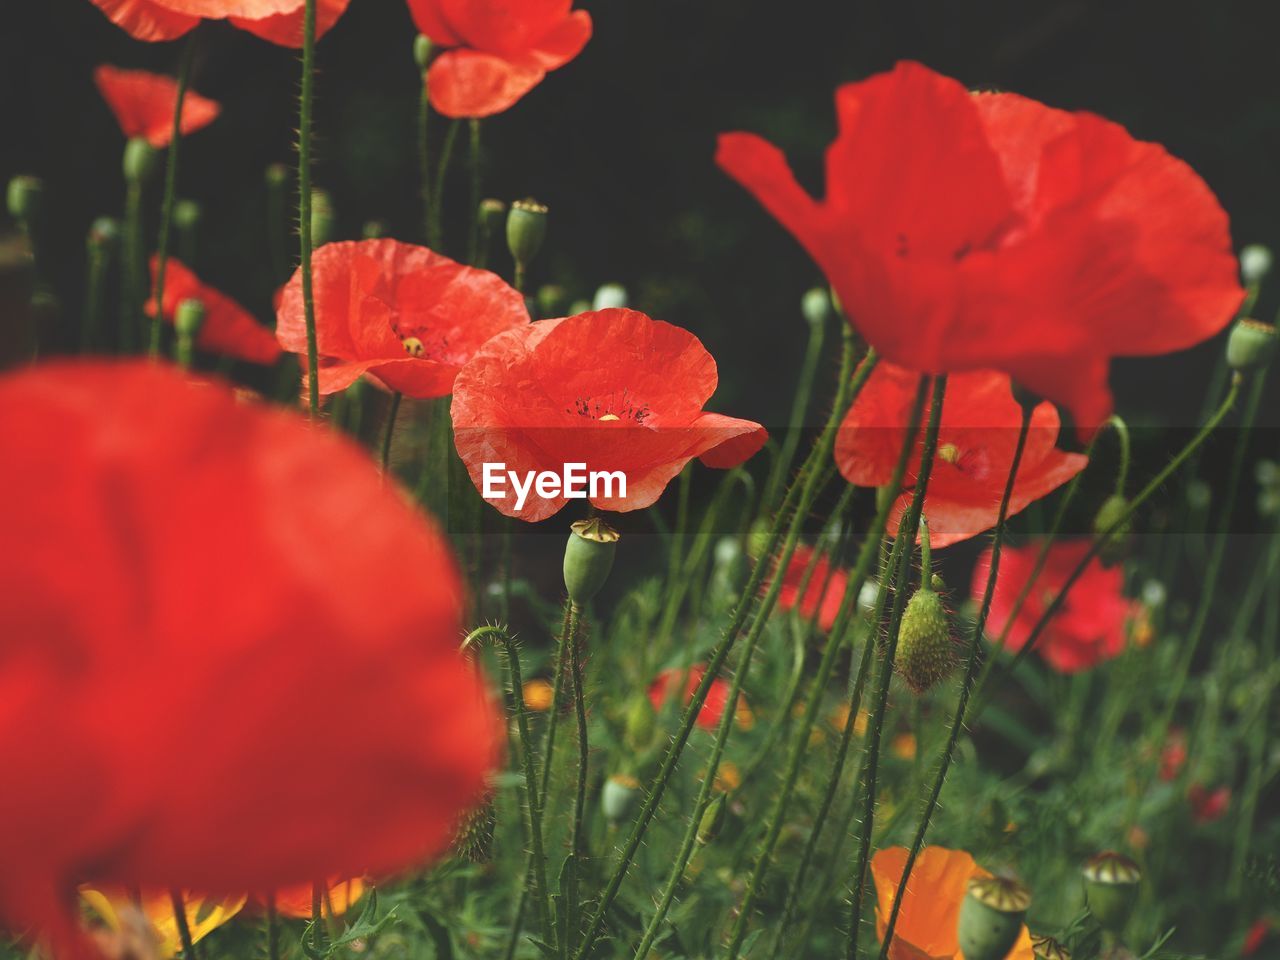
[0,0,1277,536]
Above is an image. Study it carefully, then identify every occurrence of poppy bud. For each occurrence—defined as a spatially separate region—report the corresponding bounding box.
[6,175,43,223]
[601,773,640,822]
[1092,494,1131,566]
[1226,318,1277,371]
[593,283,628,311]
[1081,852,1140,934]
[312,188,336,248]
[563,516,619,605]
[1031,934,1071,960]
[414,34,434,71]
[507,198,548,267]
[696,794,728,845]
[801,286,833,327]
[895,587,955,694]
[265,162,289,190]
[568,299,592,316]
[478,197,506,230]
[174,298,206,339]
[957,876,1030,960]
[123,137,159,184]
[88,217,121,251]
[747,518,771,560]
[1240,244,1273,286]
[452,795,496,863]
[537,284,568,318]
[174,199,201,231]
[363,219,388,240]
[623,695,656,750]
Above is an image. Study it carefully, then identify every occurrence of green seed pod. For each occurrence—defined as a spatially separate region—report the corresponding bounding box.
[414,34,434,70]
[88,216,121,251]
[507,198,548,267]
[452,795,496,862]
[1031,934,1071,960]
[592,283,628,311]
[311,188,336,247]
[537,284,568,319]
[563,517,619,605]
[895,587,955,694]
[600,773,640,823]
[174,298,206,338]
[957,876,1030,960]
[123,138,159,184]
[1082,852,1140,934]
[1226,318,1277,371]
[623,695,656,750]
[696,794,728,845]
[1092,494,1131,566]
[801,286,832,327]
[7,175,43,223]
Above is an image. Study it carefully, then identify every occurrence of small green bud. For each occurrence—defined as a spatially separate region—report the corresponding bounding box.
[173,199,201,230]
[1092,494,1131,566]
[453,796,496,862]
[414,34,434,71]
[896,588,955,694]
[311,188,336,247]
[174,298,206,338]
[479,197,505,227]
[563,517,619,605]
[362,219,388,240]
[696,794,728,845]
[7,175,43,223]
[1031,935,1071,960]
[623,695,656,750]
[746,518,771,560]
[507,198,548,267]
[88,217,120,251]
[537,284,568,318]
[1240,244,1273,285]
[265,162,289,190]
[568,299,592,316]
[801,286,832,327]
[123,138,159,184]
[957,876,1030,960]
[600,774,640,822]
[1081,852,1140,934]
[592,283,628,311]
[1226,318,1277,371]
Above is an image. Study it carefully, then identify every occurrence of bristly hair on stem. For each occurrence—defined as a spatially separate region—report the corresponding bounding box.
[297,0,320,419]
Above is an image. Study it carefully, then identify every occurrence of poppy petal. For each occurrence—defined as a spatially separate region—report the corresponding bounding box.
[426,48,546,119]
[228,0,350,47]
[526,9,592,70]
[87,0,200,42]
[150,257,282,365]
[94,66,221,148]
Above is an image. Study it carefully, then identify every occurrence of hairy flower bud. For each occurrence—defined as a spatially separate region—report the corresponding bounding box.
[174,298,206,339]
[414,35,434,71]
[958,876,1030,960]
[507,198,548,267]
[895,587,954,694]
[6,175,43,223]
[1092,494,1131,566]
[563,517,619,605]
[452,795,496,863]
[123,138,159,184]
[696,794,728,845]
[1082,852,1141,934]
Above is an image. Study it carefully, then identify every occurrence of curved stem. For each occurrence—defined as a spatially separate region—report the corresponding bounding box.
[468,119,482,265]
[1108,413,1132,496]
[766,303,827,510]
[298,0,320,418]
[149,33,196,358]
[428,120,460,252]
[877,405,1033,960]
[418,73,431,243]
[847,374,947,960]
[169,889,198,959]
[380,391,402,473]
[121,179,144,353]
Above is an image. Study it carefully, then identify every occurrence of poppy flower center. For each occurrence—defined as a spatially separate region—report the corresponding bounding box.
[567,391,651,424]
[402,337,425,357]
[398,330,450,361]
[938,442,961,465]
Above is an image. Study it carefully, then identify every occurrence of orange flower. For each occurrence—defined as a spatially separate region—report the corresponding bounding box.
[871,846,1034,960]
[81,888,245,959]
[271,878,365,918]
[95,66,221,148]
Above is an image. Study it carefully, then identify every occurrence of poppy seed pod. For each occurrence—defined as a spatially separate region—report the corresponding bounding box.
[1082,852,1141,934]
[1092,494,1132,566]
[174,299,206,339]
[6,175,43,223]
[88,217,120,251]
[507,199,548,267]
[1226,318,1277,371]
[1240,244,1273,285]
[600,774,640,823]
[696,794,728,845]
[896,587,955,694]
[123,138,159,184]
[957,876,1031,960]
[414,34,434,71]
[563,517,619,604]
[592,283,628,311]
[802,286,833,327]
[1032,934,1071,960]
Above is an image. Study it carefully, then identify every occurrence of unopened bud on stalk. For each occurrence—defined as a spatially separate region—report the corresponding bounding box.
[623,695,656,750]
[88,216,120,251]
[1092,494,1131,566]
[174,298,205,339]
[600,773,640,822]
[696,794,728,845]
[957,876,1030,960]
[592,283,628,311]
[1031,935,1071,960]
[746,518,771,560]
[1226,318,1277,371]
[7,175,43,223]
[895,584,955,694]
[123,138,159,184]
[414,34,434,71]
[563,516,619,605]
[1081,852,1141,934]
[1240,244,1273,286]
[507,198,547,268]
[801,286,833,327]
[311,188,336,247]
[174,199,201,231]
[453,795,496,862]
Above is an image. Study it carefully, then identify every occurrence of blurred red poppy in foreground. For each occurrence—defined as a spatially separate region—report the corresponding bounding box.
[775,544,849,632]
[837,363,1087,548]
[718,61,1243,433]
[1189,783,1231,824]
[451,308,766,522]
[407,0,592,118]
[95,66,220,147]
[276,239,529,398]
[1243,918,1273,956]
[149,256,282,365]
[87,0,350,46]
[975,539,1133,673]
[271,878,365,918]
[0,361,499,950]
[648,666,750,733]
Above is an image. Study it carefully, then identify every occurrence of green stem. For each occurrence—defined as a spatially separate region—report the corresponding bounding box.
[1108,413,1132,496]
[149,33,196,358]
[121,178,144,353]
[380,391,402,473]
[418,74,431,244]
[574,339,876,960]
[568,603,589,857]
[82,242,111,352]
[169,889,198,960]
[265,894,280,960]
[428,120,460,252]
[723,376,930,960]
[877,406,1033,960]
[468,119,482,265]
[766,302,827,510]
[847,375,948,960]
[298,0,320,419]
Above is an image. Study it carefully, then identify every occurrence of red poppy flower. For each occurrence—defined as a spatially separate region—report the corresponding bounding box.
[717,61,1243,433]
[149,256,282,365]
[88,0,350,46]
[974,539,1133,673]
[1189,783,1231,824]
[1243,918,1273,956]
[0,361,499,950]
[648,665,750,733]
[450,308,767,522]
[836,362,1087,548]
[1160,729,1188,782]
[407,0,592,118]
[94,66,220,147]
[774,544,848,632]
[275,239,529,398]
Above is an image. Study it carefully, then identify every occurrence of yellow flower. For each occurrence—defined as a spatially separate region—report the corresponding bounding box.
[870,846,1034,960]
[273,878,367,918]
[524,678,555,711]
[81,888,245,959]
